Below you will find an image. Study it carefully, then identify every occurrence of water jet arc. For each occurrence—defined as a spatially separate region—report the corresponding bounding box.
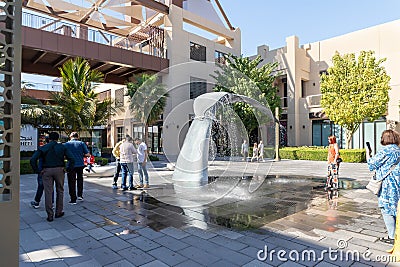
[172,92,275,182]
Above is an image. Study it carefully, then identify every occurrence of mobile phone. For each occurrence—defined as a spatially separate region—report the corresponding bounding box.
[366,142,372,154]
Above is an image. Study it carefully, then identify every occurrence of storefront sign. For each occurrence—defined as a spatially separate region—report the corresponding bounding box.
[20,125,38,151]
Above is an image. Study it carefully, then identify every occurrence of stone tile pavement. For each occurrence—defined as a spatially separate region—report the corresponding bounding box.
[19,160,400,266]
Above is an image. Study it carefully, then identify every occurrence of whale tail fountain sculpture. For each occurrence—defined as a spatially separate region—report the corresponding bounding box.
[172,92,276,183]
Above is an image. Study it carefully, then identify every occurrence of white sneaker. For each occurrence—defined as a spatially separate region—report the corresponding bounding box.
[77,197,83,201]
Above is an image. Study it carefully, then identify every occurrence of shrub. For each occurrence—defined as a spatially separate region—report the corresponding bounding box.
[20,151,35,158]
[279,146,366,163]
[149,155,159,161]
[101,147,112,154]
[94,157,109,166]
[21,160,34,174]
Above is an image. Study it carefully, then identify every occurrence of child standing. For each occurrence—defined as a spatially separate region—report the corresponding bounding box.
[84,154,96,173]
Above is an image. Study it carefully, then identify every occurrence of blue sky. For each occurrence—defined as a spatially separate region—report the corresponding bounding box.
[218,0,400,56]
[23,0,400,83]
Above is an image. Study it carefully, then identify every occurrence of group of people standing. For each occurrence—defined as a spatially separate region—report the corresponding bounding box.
[112,135,149,191]
[30,132,89,222]
[241,139,264,162]
[29,132,150,222]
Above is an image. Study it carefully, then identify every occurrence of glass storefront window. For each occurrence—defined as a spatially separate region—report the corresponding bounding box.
[312,120,344,147]
[364,122,374,152]
[313,119,385,149]
[117,127,124,142]
[312,122,322,146]
[375,121,386,152]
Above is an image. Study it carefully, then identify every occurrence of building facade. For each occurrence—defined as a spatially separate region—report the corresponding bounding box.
[101,0,241,159]
[21,0,241,158]
[253,19,400,151]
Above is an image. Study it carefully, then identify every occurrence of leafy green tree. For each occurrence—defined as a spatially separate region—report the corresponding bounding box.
[126,74,168,144]
[21,57,113,138]
[320,51,391,148]
[211,54,279,134]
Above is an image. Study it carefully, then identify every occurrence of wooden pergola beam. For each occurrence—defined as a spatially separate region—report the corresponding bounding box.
[213,0,234,30]
[119,68,140,77]
[31,51,47,64]
[105,65,125,74]
[131,0,169,15]
[52,55,70,67]
[80,0,108,24]
[92,62,107,70]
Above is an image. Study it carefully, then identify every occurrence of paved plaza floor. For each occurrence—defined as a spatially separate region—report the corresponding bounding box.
[19,159,400,266]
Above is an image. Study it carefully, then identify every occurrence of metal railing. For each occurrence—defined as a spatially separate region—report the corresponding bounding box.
[23,82,62,91]
[22,11,167,58]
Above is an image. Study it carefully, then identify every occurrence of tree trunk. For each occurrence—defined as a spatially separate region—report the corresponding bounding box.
[90,129,93,155]
[345,129,353,149]
[144,123,148,146]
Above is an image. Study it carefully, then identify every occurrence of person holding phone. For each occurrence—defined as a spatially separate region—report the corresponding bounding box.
[325,135,341,190]
[366,130,400,244]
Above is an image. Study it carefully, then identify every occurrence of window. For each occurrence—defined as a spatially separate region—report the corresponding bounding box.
[215,50,228,65]
[133,126,143,140]
[190,77,207,99]
[190,42,206,62]
[312,120,345,147]
[116,127,124,142]
[301,80,306,98]
[352,120,386,151]
[319,70,328,76]
[282,78,288,108]
[98,89,111,101]
[115,88,124,107]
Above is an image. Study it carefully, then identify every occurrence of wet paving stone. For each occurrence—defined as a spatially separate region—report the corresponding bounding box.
[20,168,394,266]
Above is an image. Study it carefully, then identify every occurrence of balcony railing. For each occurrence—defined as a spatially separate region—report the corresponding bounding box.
[22,11,167,58]
[23,82,62,92]
[306,94,322,107]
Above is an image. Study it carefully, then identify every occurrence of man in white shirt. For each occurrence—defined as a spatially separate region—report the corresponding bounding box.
[134,138,149,188]
[119,136,137,190]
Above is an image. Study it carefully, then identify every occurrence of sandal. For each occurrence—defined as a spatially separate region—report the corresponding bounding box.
[378,236,394,245]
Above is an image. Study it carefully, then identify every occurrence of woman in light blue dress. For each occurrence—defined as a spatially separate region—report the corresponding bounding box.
[367,130,400,244]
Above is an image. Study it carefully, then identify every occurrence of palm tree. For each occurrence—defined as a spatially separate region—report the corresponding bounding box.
[21,57,113,142]
[57,57,106,134]
[126,74,168,144]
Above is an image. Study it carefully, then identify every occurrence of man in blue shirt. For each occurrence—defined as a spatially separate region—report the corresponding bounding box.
[30,132,75,222]
[64,132,90,204]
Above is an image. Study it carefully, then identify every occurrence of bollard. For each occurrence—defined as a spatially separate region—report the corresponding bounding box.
[274,106,280,161]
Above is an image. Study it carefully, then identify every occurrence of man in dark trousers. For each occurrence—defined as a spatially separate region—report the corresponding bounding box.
[111,135,127,189]
[30,132,75,222]
[64,132,90,204]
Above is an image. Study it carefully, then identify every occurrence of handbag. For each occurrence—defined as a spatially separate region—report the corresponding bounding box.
[366,174,382,195]
[366,158,400,195]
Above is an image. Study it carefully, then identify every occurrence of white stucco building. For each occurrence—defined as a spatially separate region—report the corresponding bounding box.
[102,0,241,158]
[253,19,400,151]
